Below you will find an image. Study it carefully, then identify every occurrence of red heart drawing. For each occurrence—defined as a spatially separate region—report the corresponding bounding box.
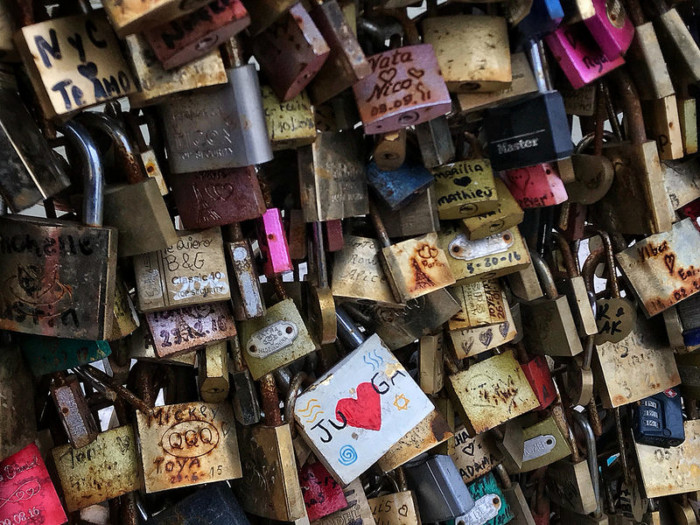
[335,382,382,431]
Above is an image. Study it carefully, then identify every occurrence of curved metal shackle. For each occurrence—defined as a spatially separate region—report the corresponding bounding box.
[60,120,104,228]
[574,131,617,155]
[76,112,143,185]
[529,250,559,299]
[336,304,366,350]
[573,411,602,519]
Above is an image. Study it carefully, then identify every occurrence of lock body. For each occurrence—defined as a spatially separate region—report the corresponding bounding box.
[103,0,212,36]
[21,336,111,376]
[151,483,251,524]
[460,178,524,240]
[367,160,434,211]
[633,388,685,448]
[263,86,317,150]
[433,159,499,220]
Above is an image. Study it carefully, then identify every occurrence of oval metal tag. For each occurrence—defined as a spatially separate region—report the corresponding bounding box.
[448,230,515,261]
[246,321,298,358]
[522,434,556,461]
[457,494,502,525]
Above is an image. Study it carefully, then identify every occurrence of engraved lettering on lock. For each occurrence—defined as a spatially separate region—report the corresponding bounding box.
[161,421,220,458]
[448,231,514,261]
[458,493,501,525]
[522,434,557,461]
[467,374,520,411]
[246,321,298,358]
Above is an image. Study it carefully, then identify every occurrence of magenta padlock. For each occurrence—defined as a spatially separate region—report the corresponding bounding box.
[352,44,451,134]
[144,0,251,69]
[583,0,635,61]
[259,208,293,276]
[545,21,625,89]
[502,162,569,208]
[252,3,330,102]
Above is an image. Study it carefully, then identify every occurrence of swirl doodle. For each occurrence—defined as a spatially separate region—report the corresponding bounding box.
[0,479,41,509]
[338,445,358,466]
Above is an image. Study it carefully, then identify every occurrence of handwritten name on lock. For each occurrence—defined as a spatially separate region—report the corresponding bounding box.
[294,334,433,484]
[353,44,449,134]
[136,403,241,493]
[17,12,136,116]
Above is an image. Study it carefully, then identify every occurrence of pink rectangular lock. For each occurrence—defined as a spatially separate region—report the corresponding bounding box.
[583,0,635,61]
[144,0,251,70]
[502,162,569,208]
[259,208,293,276]
[251,3,330,102]
[352,44,452,135]
[0,444,67,525]
[545,22,625,89]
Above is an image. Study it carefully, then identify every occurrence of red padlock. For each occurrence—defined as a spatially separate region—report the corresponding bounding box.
[299,460,348,521]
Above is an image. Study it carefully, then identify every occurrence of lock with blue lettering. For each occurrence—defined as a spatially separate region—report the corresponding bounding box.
[633,388,685,448]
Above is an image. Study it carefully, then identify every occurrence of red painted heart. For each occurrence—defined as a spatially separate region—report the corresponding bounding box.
[335,382,382,431]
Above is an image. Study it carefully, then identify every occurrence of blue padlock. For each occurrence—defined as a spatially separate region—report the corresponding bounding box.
[633,388,685,448]
[366,159,435,211]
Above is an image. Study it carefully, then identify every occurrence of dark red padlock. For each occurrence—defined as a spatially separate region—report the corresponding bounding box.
[299,460,348,521]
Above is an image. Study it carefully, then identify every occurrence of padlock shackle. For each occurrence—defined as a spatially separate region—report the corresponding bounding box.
[609,69,646,145]
[573,411,602,518]
[529,251,559,299]
[574,131,617,155]
[77,112,144,185]
[368,199,392,247]
[337,305,366,349]
[585,227,621,299]
[581,245,604,293]
[60,120,104,228]
[379,8,420,46]
[260,373,283,427]
[312,222,329,288]
[526,40,552,94]
[285,371,311,437]
[622,0,646,26]
[553,233,579,277]
[494,463,512,489]
[221,36,246,69]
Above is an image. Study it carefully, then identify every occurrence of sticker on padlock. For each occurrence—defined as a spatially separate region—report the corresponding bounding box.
[246,320,299,358]
[460,472,513,525]
[517,416,572,472]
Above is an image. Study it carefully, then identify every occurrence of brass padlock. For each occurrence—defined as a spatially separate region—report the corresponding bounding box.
[198,341,229,403]
[460,177,525,241]
[15,10,137,120]
[517,409,573,472]
[262,86,317,150]
[450,425,501,484]
[102,0,212,36]
[448,298,518,359]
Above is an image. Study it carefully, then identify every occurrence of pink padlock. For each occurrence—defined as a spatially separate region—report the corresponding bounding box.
[259,208,293,276]
[144,0,251,70]
[545,21,625,89]
[502,163,568,208]
[0,444,67,525]
[352,44,451,135]
[251,3,330,102]
[583,0,635,61]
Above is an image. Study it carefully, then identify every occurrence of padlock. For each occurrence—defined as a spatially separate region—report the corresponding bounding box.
[375,184,442,238]
[615,218,700,318]
[0,71,70,213]
[258,208,294,277]
[484,41,573,171]
[148,483,250,524]
[14,8,137,120]
[294,331,434,484]
[78,112,178,257]
[439,223,531,285]
[160,37,273,174]
[135,402,241,492]
[545,412,600,517]
[583,0,634,60]
[518,408,573,472]
[222,223,265,321]
[511,0,565,43]
[374,129,406,171]
[403,453,476,523]
[315,478,376,525]
[101,0,212,36]
[353,14,451,134]
[170,167,266,229]
[145,302,238,357]
[460,178,525,241]
[238,286,317,380]
[368,470,421,524]
[299,460,348,521]
[519,251,584,357]
[515,345,557,410]
[448,298,518,359]
[262,86,317,150]
[0,444,66,524]
[422,14,511,93]
[648,0,700,85]
[633,420,700,498]
[367,159,434,211]
[494,464,537,525]
[503,162,569,209]
[124,34,227,107]
[554,232,598,337]
[0,119,117,340]
[233,372,306,521]
[20,335,111,376]
[459,471,514,525]
[448,279,508,331]
[590,69,674,235]
[561,0,596,23]
[623,0,675,101]
[197,341,229,402]
[240,0,296,35]
[642,93,685,160]
[370,200,456,302]
[633,388,685,447]
[307,0,371,104]
[134,227,231,312]
[0,339,36,460]
[110,276,141,341]
[229,334,261,425]
[143,0,250,70]
[298,131,368,222]
[419,333,444,395]
[331,235,399,306]
[324,219,344,252]
[456,52,539,118]
[447,349,540,435]
[252,3,330,102]
[433,134,500,220]
[50,372,100,448]
[415,115,457,169]
[450,425,501,484]
[52,424,141,511]
[306,221,337,345]
[128,325,196,366]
